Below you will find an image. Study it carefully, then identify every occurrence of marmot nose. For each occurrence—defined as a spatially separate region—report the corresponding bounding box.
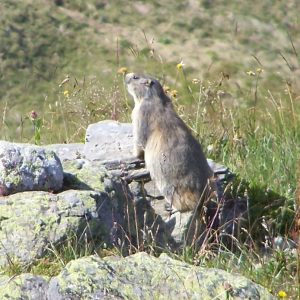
[125,73,134,84]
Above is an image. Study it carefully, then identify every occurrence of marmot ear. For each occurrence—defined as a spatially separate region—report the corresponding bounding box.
[146,79,153,86]
[142,78,153,87]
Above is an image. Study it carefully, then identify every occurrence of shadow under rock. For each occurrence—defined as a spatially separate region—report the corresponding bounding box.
[62,172,94,191]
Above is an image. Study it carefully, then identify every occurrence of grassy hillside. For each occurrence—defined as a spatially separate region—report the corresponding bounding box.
[1,0,299,134]
[0,1,299,297]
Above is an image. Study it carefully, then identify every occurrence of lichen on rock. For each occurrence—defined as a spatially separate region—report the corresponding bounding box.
[0,273,49,300]
[0,189,127,267]
[46,252,274,300]
[0,141,63,195]
[62,159,107,191]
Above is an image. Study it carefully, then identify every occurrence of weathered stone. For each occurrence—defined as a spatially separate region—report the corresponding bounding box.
[0,187,130,267]
[0,141,63,195]
[164,210,204,246]
[0,274,49,300]
[35,121,240,250]
[128,181,197,248]
[0,253,275,299]
[46,143,85,161]
[207,158,233,181]
[84,120,134,161]
[62,159,107,191]
[46,252,274,300]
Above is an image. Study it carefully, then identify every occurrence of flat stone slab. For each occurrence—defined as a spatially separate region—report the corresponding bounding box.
[84,120,134,161]
[46,143,85,161]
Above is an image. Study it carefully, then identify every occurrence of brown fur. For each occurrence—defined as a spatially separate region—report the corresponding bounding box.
[125,72,216,212]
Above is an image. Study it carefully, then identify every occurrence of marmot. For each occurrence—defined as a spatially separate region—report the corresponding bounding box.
[125,73,216,212]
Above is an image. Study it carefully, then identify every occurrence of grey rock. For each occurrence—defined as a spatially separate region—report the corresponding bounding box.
[46,143,85,161]
[129,181,183,248]
[62,159,107,191]
[0,274,49,300]
[0,185,131,267]
[131,179,247,249]
[84,120,134,161]
[0,253,275,300]
[273,235,297,251]
[46,252,274,300]
[40,121,239,250]
[0,141,63,195]
[163,209,205,247]
[128,181,176,250]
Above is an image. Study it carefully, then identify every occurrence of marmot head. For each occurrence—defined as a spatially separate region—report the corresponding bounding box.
[125,73,170,105]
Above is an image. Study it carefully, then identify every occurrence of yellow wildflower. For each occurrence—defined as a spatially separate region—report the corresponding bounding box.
[176,60,185,70]
[170,90,178,98]
[63,90,69,97]
[246,70,256,76]
[256,68,264,74]
[163,85,170,93]
[117,67,128,75]
[278,290,287,298]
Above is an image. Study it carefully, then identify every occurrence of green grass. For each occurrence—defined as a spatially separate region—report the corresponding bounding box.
[0,233,114,278]
[195,246,298,298]
[1,0,299,119]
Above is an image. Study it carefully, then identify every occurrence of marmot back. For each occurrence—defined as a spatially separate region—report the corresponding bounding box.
[125,73,215,212]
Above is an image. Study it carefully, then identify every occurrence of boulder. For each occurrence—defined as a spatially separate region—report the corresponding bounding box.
[45,252,274,300]
[0,253,275,299]
[67,120,241,249]
[0,121,243,258]
[0,185,132,267]
[108,158,239,249]
[0,141,63,195]
[0,274,49,300]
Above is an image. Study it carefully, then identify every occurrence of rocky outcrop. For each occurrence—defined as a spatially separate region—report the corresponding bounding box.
[0,120,258,298]
[49,252,273,299]
[0,189,119,267]
[0,121,247,266]
[0,252,275,300]
[0,252,274,300]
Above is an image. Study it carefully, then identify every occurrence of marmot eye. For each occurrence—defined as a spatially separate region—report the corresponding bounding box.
[133,75,139,80]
